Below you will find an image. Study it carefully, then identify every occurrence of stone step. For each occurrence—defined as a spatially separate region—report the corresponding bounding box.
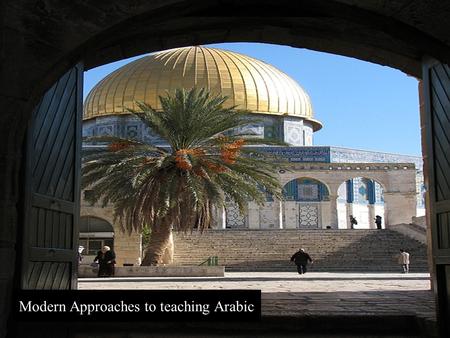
[172,229,428,272]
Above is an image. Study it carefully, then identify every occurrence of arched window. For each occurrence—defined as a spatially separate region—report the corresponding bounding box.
[354,178,370,204]
[337,178,385,229]
[283,178,329,202]
[339,178,384,205]
[79,216,114,256]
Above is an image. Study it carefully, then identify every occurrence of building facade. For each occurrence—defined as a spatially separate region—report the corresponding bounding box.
[81,46,423,266]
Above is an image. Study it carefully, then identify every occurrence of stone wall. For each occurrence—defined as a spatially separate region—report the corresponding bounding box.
[78,265,224,278]
[412,216,427,228]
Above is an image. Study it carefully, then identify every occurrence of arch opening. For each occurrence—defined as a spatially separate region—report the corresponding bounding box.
[283,177,330,202]
[79,216,115,257]
[337,177,385,229]
[5,3,450,335]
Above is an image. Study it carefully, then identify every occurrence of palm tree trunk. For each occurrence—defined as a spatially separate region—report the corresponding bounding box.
[141,223,172,266]
[161,231,174,264]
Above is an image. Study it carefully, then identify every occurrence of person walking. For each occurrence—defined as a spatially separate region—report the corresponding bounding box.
[291,248,313,274]
[349,215,358,229]
[77,245,85,264]
[94,245,116,277]
[398,249,410,273]
[374,215,382,229]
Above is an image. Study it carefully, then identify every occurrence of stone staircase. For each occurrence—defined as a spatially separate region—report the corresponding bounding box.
[390,223,427,244]
[173,229,429,272]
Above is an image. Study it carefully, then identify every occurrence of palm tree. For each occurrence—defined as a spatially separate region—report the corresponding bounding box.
[82,88,284,266]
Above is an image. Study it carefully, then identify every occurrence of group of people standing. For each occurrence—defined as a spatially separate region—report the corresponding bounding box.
[290,247,411,274]
[79,245,116,277]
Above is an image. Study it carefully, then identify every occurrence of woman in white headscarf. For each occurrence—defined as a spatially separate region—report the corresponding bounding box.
[94,245,116,277]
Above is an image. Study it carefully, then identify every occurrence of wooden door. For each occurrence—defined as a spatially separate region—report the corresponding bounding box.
[21,64,83,290]
[422,58,450,336]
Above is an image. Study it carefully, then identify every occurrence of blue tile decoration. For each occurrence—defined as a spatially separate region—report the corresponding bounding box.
[252,146,331,162]
[84,115,425,209]
[283,178,329,202]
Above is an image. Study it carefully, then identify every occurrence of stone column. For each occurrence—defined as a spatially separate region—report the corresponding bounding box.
[346,203,354,229]
[368,204,376,229]
[346,179,354,229]
[248,201,260,229]
[213,205,226,229]
[367,180,376,229]
[284,201,298,229]
[279,200,283,229]
[384,191,417,226]
[329,194,339,229]
[222,206,227,229]
[419,79,434,289]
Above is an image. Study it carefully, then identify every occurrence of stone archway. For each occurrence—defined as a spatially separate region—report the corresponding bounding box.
[282,177,331,229]
[78,216,115,259]
[336,177,386,229]
[2,1,450,336]
[80,202,142,267]
[278,163,417,229]
[3,1,450,122]
[333,171,416,227]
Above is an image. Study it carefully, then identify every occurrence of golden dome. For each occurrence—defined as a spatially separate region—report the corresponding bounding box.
[83,46,322,130]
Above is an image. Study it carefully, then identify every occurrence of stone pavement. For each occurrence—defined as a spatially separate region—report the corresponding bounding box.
[79,272,436,323]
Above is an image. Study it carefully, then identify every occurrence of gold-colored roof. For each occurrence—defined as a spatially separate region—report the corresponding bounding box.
[83,46,321,130]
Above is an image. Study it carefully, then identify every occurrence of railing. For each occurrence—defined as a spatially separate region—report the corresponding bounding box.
[199,256,219,266]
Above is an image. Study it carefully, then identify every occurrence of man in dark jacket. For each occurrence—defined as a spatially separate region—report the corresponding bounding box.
[291,248,313,274]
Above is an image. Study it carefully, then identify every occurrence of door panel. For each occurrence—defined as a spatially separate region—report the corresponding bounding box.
[22,64,83,290]
[423,59,450,336]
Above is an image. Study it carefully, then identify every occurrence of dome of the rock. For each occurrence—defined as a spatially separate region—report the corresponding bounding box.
[83,46,321,131]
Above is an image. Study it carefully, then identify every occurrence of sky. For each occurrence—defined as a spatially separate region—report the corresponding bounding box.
[84,42,421,156]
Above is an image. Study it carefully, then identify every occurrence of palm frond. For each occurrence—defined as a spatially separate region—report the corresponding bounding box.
[82,87,284,236]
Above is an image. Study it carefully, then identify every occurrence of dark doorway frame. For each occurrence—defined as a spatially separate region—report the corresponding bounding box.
[3,2,450,336]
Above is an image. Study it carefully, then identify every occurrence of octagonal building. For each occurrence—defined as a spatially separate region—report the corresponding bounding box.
[83,46,321,146]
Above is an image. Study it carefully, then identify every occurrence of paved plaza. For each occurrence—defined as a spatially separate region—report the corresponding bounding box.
[79,272,435,322]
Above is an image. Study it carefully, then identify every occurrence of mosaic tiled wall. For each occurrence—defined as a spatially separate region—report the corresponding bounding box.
[251,146,331,162]
[282,118,313,146]
[82,116,424,209]
[83,114,315,147]
[225,201,247,228]
[299,203,319,228]
[83,116,166,145]
[330,146,423,170]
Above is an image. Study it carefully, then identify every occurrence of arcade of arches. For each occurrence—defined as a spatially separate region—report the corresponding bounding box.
[2,1,450,337]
